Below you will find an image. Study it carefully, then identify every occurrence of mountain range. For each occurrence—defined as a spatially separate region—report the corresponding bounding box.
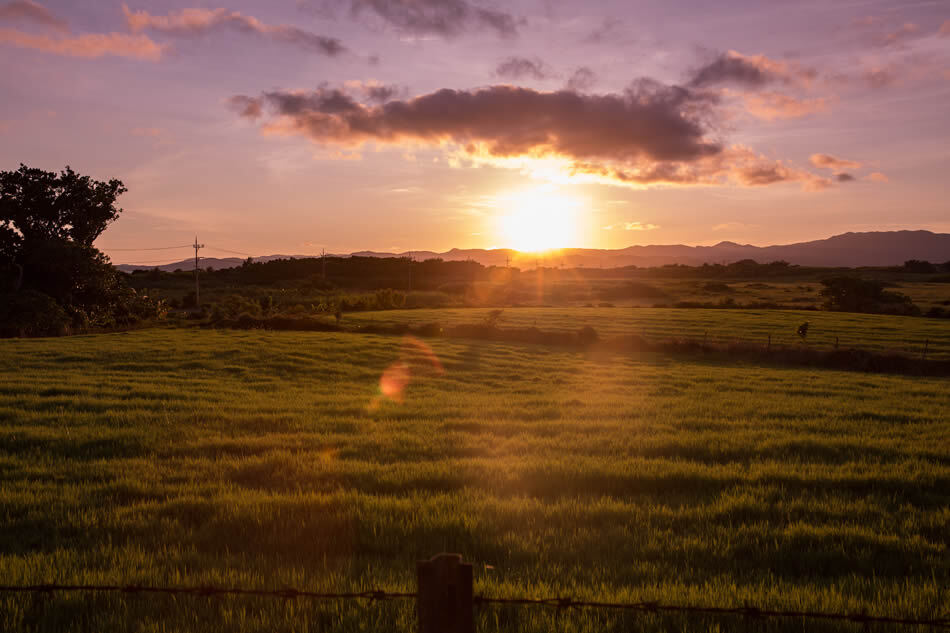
[115,230,950,273]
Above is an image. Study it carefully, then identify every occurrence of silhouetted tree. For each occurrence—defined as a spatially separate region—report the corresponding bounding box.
[819,277,919,315]
[0,164,161,334]
[903,260,936,273]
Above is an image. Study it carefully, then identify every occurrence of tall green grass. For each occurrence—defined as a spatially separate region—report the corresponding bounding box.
[0,329,947,632]
[347,306,950,359]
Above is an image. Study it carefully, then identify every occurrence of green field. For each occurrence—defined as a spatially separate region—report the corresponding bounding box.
[347,306,950,359]
[1,325,948,632]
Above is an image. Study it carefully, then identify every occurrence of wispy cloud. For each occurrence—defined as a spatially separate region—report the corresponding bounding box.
[743,92,831,120]
[565,67,597,92]
[810,153,861,170]
[603,221,659,231]
[123,5,346,56]
[0,27,165,60]
[867,172,889,183]
[0,0,67,32]
[688,50,815,89]
[320,0,521,39]
[494,56,553,80]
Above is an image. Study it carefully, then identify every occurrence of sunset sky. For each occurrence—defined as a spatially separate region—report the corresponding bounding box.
[1,0,948,262]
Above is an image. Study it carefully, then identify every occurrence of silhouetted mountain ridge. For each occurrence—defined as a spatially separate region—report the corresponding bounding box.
[115,231,950,272]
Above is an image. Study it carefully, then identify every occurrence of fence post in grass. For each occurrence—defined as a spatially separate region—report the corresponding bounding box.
[922,339,928,361]
[835,336,839,350]
[766,333,771,353]
[703,331,707,347]
[417,553,474,633]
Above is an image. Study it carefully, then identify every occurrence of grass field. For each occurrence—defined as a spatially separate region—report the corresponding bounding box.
[1,327,948,632]
[347,306,950,359]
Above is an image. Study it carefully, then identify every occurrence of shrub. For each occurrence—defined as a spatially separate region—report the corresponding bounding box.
[820,277,920,315]
[0,290,71,337]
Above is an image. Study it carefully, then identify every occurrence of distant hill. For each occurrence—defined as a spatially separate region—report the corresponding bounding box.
[115,231,950,272]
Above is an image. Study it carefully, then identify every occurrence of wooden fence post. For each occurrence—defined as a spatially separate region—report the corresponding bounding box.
[417,553,474,633]
[766,334,771,352]
[922,339,928,361]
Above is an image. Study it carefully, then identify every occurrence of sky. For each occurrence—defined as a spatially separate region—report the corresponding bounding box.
[1,0,948,262]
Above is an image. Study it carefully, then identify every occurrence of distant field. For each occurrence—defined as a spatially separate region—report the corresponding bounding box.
[1,328,947,632]
[348,306,950,359]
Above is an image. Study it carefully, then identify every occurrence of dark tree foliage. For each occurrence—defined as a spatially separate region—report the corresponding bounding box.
[902,260,937,274]
[0,164,162,336]
[0,164,125,259]
[819,276,919,315]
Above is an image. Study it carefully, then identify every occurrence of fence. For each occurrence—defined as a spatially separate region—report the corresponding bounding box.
[3,554,949,632]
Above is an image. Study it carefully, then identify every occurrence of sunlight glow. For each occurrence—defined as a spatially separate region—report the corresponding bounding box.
[496,186,583,252]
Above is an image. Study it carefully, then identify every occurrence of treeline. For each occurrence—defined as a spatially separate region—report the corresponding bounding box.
[129,255,516,291]
[129,255,950,291]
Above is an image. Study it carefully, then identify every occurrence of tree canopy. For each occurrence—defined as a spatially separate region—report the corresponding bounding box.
[0,164,162,336]
[0,164,126,264]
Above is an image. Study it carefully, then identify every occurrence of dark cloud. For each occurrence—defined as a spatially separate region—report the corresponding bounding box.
[0,0,68,32]
[835,173,855,182]
[233,83,719,165]
[690,53,773,88]
[565,67,597,92]
[688,51,815,89]
[123,5,346,56]
[230,81,833,190]
[339,0,521,38]
[344,80,407,103]
[494,56,552,80]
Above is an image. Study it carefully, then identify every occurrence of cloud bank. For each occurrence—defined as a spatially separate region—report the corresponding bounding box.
[230,82,832,190]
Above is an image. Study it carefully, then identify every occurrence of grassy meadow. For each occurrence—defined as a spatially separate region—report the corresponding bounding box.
[347,306,950,359]
[1,325,948,632]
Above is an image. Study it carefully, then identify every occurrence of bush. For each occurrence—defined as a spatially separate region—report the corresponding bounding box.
[599,282,668,301]
[577,325,599,345]
[820,277,920,315]
[0,290,71,337]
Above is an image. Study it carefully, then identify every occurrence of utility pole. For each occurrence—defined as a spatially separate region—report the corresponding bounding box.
[407,251,412,292]
[321,248,326,280]
[193,236,204,306]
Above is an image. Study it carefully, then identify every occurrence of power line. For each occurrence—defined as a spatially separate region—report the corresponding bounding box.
[204,246,254,257]
[105,245,192,251]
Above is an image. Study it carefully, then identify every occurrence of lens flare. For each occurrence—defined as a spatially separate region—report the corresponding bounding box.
[369,336,444,411]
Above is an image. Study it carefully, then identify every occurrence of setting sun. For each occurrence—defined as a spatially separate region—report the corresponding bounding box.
[496,187,582,252]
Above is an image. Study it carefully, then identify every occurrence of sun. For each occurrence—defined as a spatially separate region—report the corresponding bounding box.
[496,186,582,252]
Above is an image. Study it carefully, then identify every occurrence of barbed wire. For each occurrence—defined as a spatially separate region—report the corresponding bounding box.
[0,584,414,602]
[0,584,947,629]
[474,595,950,628]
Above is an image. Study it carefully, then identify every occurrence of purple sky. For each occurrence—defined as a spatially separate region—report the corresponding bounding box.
[1,0,948,262]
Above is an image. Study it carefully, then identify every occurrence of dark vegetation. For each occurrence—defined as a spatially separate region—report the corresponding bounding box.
[209,310,950,377]
[0,165,164,336]
[125,254,950,326]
